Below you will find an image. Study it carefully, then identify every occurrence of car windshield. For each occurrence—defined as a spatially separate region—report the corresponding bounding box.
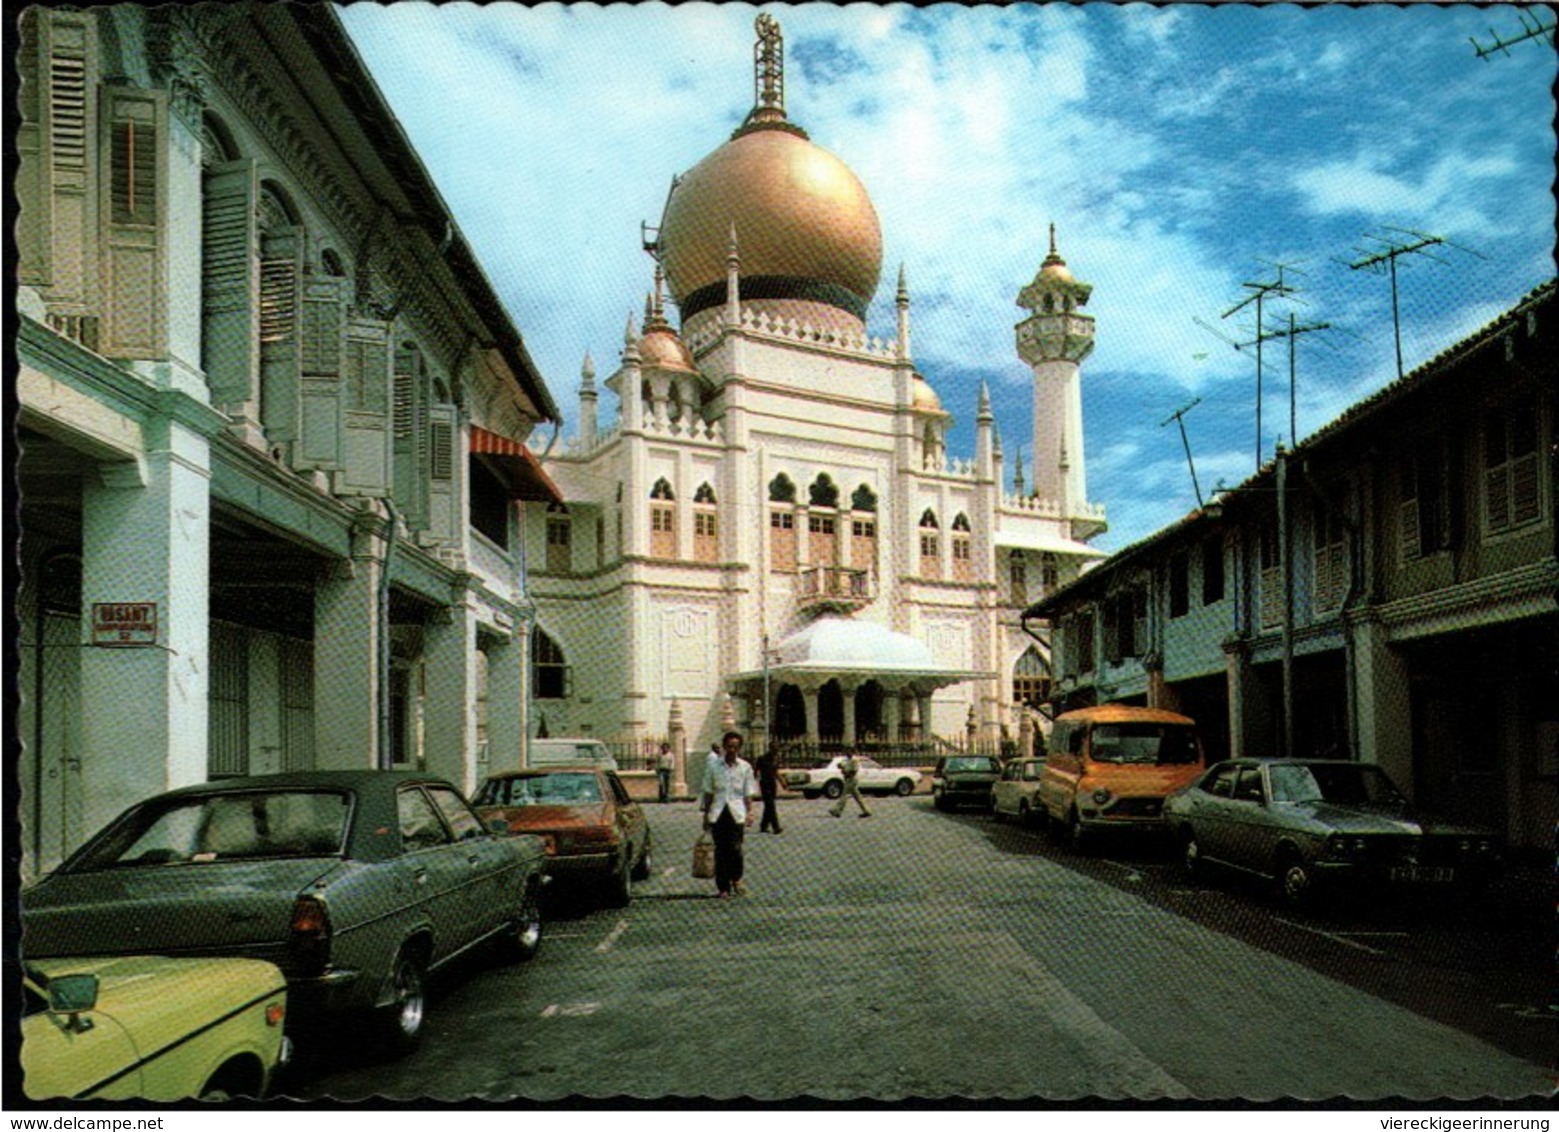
[67,791,350,870]
[1268,763,1407,806]
[945,758,998,773]
[477,773,602,807]
[1090,724,1200,765]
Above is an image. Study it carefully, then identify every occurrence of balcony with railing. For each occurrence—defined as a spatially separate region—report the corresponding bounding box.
[796,564,874,613]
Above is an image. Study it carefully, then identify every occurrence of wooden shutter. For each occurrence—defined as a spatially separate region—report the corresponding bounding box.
[202,160,258,406]
[22,13,98,299]
[295,277,350,470]
[392,345,428,528]
[259,230,303,446]
[99,87,165,358]
[1509,411,1540,528]
[425,403,460,544]
[339,316,394,496]
[1398,460,1420,561]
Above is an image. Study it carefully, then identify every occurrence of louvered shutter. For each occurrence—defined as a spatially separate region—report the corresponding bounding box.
[202,160,258,407]
[424,404,460,544]
[17,12,50,285]
[339,316,393,496]
[393,345,428,528]
[259,229,303,446]
[295,277,350,470]
[24,13,98,300]
[1399,459,1420,562]
[1508,412,1540,528]
[99,87,166,358]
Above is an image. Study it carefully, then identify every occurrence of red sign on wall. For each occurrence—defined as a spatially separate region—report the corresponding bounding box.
[92,602,158,647]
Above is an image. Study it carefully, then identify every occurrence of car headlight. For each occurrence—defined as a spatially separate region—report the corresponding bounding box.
[1324,835,1368,859]
[1091,787,1112,805]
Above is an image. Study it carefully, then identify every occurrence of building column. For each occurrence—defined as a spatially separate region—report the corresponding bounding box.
[485,628,524,781]
[1352,617,1413,790]
[1223,643,1249,761]
[78,422,210,847]
[842,683,858,746]
[246,632,283,776]
[802,687,819,745]
[314,506,386,770]
[423,583,479,793]
[917,693,934,741]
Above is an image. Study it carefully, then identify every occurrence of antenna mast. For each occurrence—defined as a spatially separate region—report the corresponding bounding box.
[1346,228,1482,379]
[1470,10,1556,59]
[1197,262,1301,470]
[1159,397,1205,509]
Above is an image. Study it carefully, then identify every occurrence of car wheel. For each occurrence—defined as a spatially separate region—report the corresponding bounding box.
[1180,830,1202,879]
[500,881,544,964]
[631,832,653,881]
[605,855,633,909]
[895,778,915,797]
[379,948,427,1056]
[823,781,844,800]
[1276,850,1313,908]
[1017,800,1031,827]
[1067,808,1090,854]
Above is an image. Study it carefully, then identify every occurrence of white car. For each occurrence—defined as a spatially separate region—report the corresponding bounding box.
[782,756,922,799]
[991,757,1045,825]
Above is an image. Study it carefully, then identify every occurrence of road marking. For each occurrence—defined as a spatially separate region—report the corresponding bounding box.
[595,918,629,953]
[1098,859,1144,882]
[660,866,678,879]
[540,1002,601,1018]
[1274,916,1387,955]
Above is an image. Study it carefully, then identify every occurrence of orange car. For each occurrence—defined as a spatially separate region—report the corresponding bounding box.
[1036,705,1206,852]
[473,766,651,908]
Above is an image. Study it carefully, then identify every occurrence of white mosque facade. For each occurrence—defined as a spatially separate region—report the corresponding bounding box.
[521,17,1107,771]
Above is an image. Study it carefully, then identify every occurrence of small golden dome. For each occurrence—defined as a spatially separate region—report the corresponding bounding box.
[911,373,943,413]
[639,326,698,374]
[659,126,882,320]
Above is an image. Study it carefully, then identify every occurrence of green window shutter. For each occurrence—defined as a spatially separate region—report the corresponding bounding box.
[339,316,393,496]
[392,345,428,528]
[201,160,259,407]
[99,87,166,359]
[259,229,302,445]
[296,277,350,471]
[425,404,460,544]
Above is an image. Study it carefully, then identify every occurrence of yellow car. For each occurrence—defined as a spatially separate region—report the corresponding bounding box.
[22,956,289,1101]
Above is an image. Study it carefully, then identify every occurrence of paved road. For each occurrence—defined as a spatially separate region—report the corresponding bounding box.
[284,796,1551,1102]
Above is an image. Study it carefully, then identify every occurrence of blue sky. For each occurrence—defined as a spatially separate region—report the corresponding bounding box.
[340,3,1555,552]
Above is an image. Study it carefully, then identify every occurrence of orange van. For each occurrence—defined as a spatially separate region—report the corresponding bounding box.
[1037,705,1205,851]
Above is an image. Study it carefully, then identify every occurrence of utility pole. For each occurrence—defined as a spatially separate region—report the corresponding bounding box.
[1159,397,1205,509]
[1276,444,1294,760]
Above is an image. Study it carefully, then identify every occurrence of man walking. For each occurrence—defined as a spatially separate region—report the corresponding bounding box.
[656,742,674,803]
[701,731,758,898]
[756,746,783,834]
[829,748,872,818]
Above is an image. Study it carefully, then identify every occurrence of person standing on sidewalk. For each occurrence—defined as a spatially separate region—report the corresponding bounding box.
[829,748,872,818]
[656,743,674,803]
[701,731,758,897]
[755,747,783,834]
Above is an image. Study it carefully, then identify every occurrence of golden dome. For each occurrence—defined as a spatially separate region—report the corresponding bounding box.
[911,373,943,413]
[659,125,882,321]
[639,326,698,374]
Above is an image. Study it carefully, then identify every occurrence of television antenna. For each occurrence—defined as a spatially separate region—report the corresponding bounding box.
[1470,10,1556,60]
[1345,227,1485,379]
[1159,397,1205,509]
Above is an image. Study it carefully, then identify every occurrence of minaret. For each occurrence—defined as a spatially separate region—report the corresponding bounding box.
[1015,224,1094,516]
[579,352,598,449]
[895,264,911,361]
[975,380,995,480]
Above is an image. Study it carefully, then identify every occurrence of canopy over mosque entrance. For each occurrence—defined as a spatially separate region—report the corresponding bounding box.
[727,616,992,746]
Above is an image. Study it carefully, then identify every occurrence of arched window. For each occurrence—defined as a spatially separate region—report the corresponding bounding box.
[650,478,677,558]
[951,512,973,581]
[545,502,572,574]
[1040,552,1059,592]
[769,473,796,503]
[922,422,942,469]
[808,473,839,509]
[850,485,878,572]
[918,510,941,580]
[1009,550,1028,606]
[1012,647,1051,711]
[851,484,877,512]
[693,483,718,562]
[532,628,569,699]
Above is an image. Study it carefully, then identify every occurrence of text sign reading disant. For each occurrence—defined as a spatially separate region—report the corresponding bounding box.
[92,602,158,647]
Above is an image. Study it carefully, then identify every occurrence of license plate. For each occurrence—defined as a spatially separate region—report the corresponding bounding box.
[1390,865,1453,883]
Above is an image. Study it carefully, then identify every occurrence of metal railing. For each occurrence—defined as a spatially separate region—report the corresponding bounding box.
[796,564,874,611]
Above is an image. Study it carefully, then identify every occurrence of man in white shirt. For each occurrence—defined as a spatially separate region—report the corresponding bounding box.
[701,730,758,898]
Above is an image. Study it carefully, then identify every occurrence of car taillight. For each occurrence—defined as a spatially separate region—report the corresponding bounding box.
[265,1002,286,1028]
[288,895,331,977]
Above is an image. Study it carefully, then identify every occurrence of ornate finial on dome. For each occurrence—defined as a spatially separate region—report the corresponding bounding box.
[581,351,596,388]
[1047,222,1059,262]
[736,14,808,139]
[652,263,667,321]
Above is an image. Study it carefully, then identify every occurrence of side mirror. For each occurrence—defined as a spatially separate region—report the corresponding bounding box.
[47,973,99,1033]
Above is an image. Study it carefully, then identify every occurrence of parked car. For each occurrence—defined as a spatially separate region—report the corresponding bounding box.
[931,755,1002,811]
[529,738,618,771]
[20,771,547,1057]
[473,766,651,908]
[782,756,922,800]
[1037,705,1205,849]
[1163,758,1503,908]
[22,955,289,1101]
[991,757,1046,825]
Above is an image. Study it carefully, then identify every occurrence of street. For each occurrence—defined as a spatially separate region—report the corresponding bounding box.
[282,796,1551,1102]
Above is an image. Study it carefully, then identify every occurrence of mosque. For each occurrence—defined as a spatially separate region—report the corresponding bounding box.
[522,15,1107,777]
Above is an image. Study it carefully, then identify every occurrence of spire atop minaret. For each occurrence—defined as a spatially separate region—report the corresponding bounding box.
[977,380,993,422]
[581,351,596,391]
[895,263,912,362]
[752,14,785,121]
[579,352,599,447]
[725,222,741,322]
[624,312,640,353]
[1013,446,1026,495]
[652,263,667,322]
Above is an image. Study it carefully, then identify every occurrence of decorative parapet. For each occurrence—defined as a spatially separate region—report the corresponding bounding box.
[796,564,874,613]
[686,307,900,360]
[1001,493,1107,525]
